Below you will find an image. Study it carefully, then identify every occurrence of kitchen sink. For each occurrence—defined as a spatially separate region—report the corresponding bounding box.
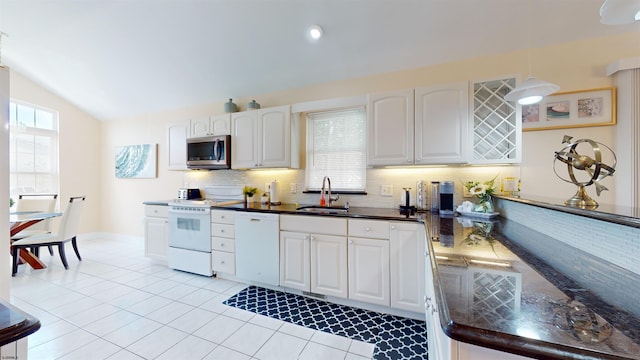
[296,205,348,214]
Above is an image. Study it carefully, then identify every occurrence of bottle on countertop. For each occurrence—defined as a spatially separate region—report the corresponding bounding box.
[430,181,440,213]
[416,180,427,211]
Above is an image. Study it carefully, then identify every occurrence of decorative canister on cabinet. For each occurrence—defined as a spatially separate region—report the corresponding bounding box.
[247,99,261,110]
[224,98,237,113]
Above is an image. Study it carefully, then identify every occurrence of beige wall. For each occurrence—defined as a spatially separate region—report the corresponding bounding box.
[9,71,102,235]
[9,31,640,237]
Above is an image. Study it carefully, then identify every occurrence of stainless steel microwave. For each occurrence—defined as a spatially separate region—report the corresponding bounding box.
[187,135,231,169]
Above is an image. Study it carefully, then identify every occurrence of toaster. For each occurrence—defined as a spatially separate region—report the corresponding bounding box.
[178,188,201,200]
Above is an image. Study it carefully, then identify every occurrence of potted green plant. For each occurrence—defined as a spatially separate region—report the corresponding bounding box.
[242,186,258,204]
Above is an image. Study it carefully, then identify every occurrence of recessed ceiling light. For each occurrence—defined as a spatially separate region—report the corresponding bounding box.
[308,25,323,40]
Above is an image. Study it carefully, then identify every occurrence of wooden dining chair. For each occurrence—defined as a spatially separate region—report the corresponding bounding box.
[11,196,86,276]
[11,194,59,255]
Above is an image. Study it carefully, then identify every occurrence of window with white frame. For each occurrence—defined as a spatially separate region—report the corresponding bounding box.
[8,101,60,197]
[305,107,366,191]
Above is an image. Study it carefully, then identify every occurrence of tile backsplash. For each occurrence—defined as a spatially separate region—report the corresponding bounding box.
[182,165,520,208]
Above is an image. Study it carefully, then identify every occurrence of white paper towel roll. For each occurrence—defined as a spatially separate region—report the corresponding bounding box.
[269,181,280,204]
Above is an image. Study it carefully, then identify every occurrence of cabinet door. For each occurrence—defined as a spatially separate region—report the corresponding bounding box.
[390,222,425,313]
[348,237,390,306]
[190,116,211,138]
[311,234,348,298]
[367,89,415,166]
[212,250,235,275]
[231,111,259,169]
[167,120,189,171]
[259,105,291,167]
[415,81,469,164]
[458,342,530,360]
[144,217,168,261]
[211,114,231,135]
[280,231,310,291]
[425,244,455,360]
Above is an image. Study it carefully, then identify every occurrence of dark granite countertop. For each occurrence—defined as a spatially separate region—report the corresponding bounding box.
[0,300,40,347]
[425,214,640,359]
[143,200,424,222]
[215,202,424,222]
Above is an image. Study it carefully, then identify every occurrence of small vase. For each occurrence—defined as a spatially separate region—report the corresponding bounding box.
[224,98,237,113]
[474,196,494,213]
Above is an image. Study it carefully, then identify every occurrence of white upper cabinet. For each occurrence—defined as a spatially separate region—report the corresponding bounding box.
[470,77,521,164]
[415,81,469,164]
[231,105,291,169]
[190,114,231,138]
[167,120,189,171]
[367,89,415,166]
[367,83,468,166]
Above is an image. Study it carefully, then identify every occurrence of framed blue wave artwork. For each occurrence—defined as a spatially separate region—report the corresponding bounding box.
[115,144,157,178]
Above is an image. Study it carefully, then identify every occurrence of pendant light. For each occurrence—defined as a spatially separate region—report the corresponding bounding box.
[600,0,640,25]
[505,1,559,105]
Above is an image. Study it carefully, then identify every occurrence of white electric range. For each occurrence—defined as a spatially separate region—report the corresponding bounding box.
[167,186,243,276]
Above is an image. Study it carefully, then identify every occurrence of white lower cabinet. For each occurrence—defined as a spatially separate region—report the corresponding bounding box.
[311,234,348,298]
[348,237,389,305]
[347,219,390,306]
[280,231,310,291]
[390,222,425,313]
[0,338,28,360]
[144,205,168,262]
[279,233,348,298]
[280,215,348,298]
[211,210,236,275]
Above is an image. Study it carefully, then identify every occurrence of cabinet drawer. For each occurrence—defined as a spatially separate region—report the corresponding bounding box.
[280,215,347,236]
[145,205,168,218]
[211,210,234,224]
[212,237,235,252]
[348,219,390,239]
[212,251,235,274]
[211,223,234,238]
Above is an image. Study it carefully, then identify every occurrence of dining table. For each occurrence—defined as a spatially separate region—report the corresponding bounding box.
[9,211,62,271]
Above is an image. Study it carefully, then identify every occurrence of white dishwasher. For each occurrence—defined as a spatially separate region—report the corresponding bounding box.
[235,212,280,286]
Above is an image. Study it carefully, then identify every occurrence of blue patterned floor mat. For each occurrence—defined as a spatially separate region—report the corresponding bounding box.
[223,286,428,359]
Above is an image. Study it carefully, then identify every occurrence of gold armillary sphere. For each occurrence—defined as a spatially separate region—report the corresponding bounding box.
[553,135,616,209]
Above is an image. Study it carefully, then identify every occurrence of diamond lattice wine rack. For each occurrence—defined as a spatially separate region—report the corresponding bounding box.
[472,77,520,163]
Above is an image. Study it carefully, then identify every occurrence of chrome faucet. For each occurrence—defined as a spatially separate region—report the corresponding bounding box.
[321,176,340,207]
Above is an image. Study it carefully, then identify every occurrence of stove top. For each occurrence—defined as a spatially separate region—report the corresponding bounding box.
[168,199,242,207]
[169,185,245,208]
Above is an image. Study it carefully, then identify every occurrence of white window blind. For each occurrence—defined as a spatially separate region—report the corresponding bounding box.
[305,108,366,191]
[9,101,60,197]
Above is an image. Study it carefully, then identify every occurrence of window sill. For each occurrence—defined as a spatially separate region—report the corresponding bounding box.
[303,190,367,195]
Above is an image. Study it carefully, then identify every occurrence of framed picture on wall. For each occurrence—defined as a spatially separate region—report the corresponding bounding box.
[115,143,157,178]
[522,87,616,131]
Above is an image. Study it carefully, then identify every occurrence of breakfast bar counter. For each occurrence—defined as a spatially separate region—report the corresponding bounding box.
[425,213,640,359]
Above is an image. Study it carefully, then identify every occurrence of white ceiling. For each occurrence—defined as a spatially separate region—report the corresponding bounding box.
[1,0,638,121]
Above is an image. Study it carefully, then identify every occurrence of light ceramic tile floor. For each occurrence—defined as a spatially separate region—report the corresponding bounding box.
[10,237,375,360]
